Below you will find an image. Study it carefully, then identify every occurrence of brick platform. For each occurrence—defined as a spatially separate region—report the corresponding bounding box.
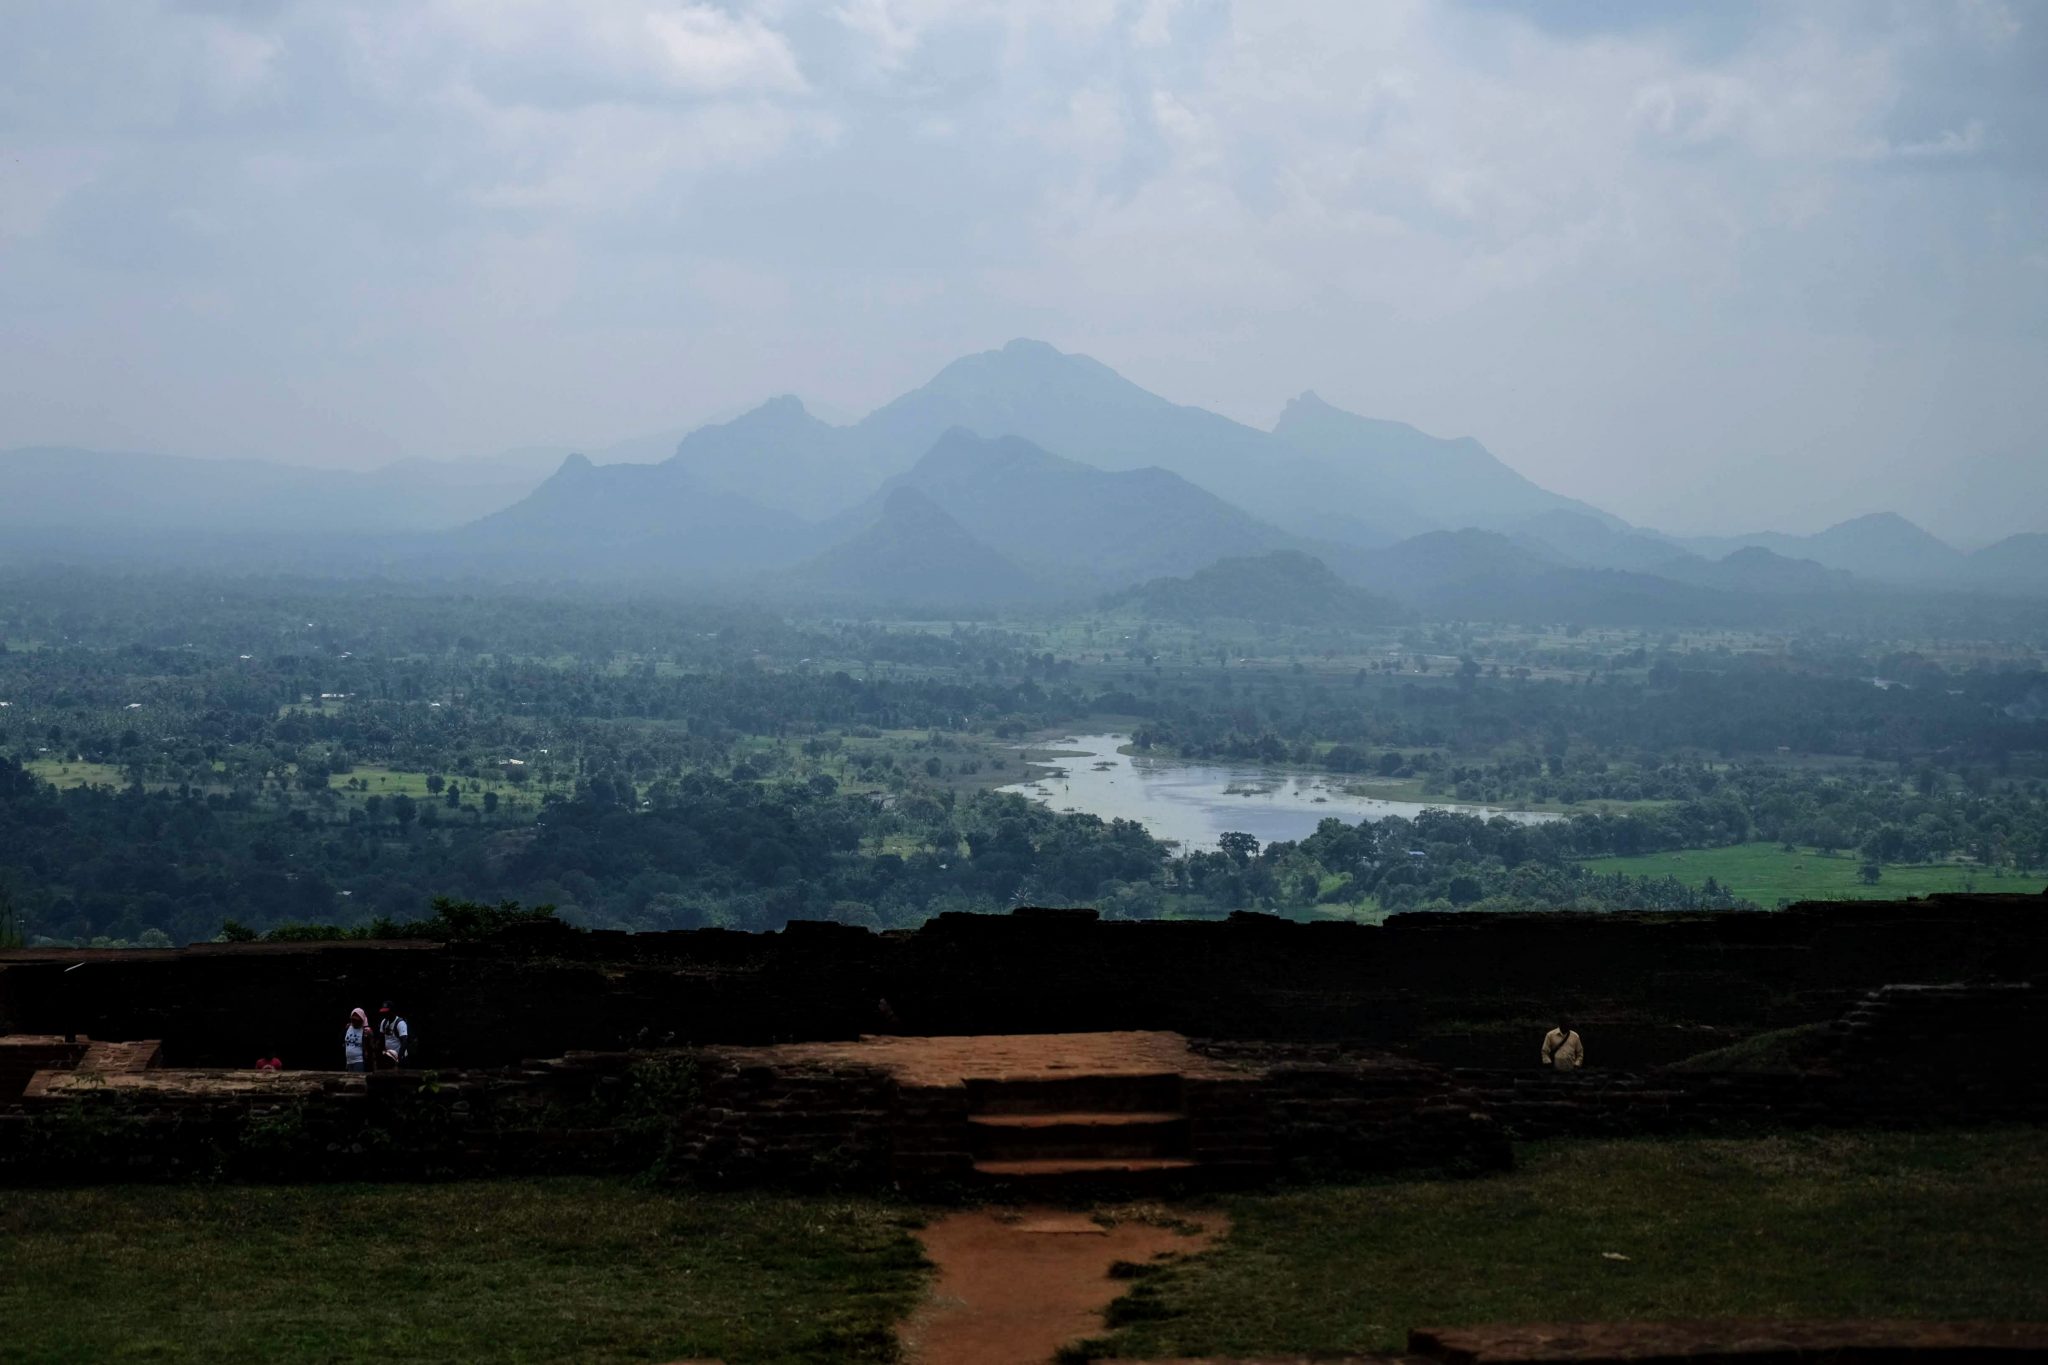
[1407,1320,2048,1363]
[722,1030,1254,1088]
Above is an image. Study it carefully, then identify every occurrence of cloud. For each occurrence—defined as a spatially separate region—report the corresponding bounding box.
[1870,119,1988,161]
[0,0,2042,540]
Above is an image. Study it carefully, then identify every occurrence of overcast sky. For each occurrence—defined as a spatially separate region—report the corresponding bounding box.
[3,1,2043,543]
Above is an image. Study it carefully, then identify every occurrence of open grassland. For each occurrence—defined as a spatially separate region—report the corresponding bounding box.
[0,1181,926,1365]
[24,759,130,790]
[1089,1130,2048,1360]
[324,763,577,817]
[1579,841,2044,906]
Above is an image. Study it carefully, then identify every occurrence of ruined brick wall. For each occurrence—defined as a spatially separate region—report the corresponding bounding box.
[1,895,2042,1074]
[0,1049,704,1184]
[2,984,2038,1189]
[1201,981,2048,1156]
[0,1037,88,1100]
[675,1053,897,1189]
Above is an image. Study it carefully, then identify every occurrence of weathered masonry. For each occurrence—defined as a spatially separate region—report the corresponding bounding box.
[0,894,2042,1188]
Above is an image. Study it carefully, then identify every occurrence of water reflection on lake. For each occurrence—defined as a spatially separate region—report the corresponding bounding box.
[997,733,1561,853]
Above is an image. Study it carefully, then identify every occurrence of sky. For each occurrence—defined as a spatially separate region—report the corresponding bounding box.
[2,1,2043,544]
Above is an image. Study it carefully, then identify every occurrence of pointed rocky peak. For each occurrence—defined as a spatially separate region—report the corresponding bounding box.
[1273,389,1423,444]
[1278,390,1339,422]
[552,452,595,479]
[696,393,829,437]
[742,393,812,422]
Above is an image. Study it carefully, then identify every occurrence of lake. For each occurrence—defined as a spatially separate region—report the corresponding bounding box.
[997,732,1561,853]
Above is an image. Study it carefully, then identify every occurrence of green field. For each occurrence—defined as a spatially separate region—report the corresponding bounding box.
[1580,841,2044,906]
[326,762,571,807]
[1088,1130,2048,1359]
[0,1181,925,1365]
[25,759,130,790]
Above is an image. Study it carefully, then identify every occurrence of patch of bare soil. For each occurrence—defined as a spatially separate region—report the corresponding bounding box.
[903,1205,1221,1365]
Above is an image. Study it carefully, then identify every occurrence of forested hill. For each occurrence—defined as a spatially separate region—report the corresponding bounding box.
[1106,552,1407,625]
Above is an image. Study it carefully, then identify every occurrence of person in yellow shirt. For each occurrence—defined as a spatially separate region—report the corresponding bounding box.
[1541,1020,1584,1072]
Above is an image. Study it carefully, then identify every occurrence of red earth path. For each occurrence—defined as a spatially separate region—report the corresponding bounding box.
[901,1206,1222,1365]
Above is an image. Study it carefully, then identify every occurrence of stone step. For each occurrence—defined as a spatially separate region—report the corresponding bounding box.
[967,1109,1185,1127]
[964,1072,1185,1115]
[972,1156,1200,1179]
[968,1111,1190,1161]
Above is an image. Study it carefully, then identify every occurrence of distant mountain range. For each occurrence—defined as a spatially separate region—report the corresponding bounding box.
[1674,513,1968,586]
[4,339,2043,613]
[658,339,1597,548]
[435,454,810,580]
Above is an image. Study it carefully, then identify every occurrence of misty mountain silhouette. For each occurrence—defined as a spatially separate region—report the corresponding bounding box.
[1966,532,2048,595]
[7,338,2045,604]
[437,453,809,578]
[1271,392,1614,536]
[834,428,1303,593]
[1355,528,1559,594]
[664,395,869,522]
[658,339,1598,547]
[783,484,1044,605]
[1105,550,1406,626]
[1503,510,1702,574]
[1656,546,1856,595]
[1681,512,1967,584]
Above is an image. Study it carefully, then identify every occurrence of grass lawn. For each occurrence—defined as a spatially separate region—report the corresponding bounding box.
[0,1180,928,1365]
[325,763,576,819]
[1579,841,2045,906]
[1085,1130,2048,1360]
[25,759,130,790]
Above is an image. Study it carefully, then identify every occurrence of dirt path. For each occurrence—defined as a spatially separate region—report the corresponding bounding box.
[902,1206,1221,1365]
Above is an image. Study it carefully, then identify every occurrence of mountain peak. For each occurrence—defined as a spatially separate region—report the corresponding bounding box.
[1108,549,1405,626]
[919,337,1131,395]
[794,480,1042,604]
[1824,511,1938,539]
[1272,390,1421,441]
[555,452,594,476]
[1281,390,1337,419]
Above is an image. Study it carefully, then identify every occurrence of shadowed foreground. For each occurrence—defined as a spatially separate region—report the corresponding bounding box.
[1082,1129,2048,1360]
[0,1181,927,1365]
[5,1132,2046,1363]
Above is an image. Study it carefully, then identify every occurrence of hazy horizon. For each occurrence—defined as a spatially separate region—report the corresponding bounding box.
[3,2,2044,543]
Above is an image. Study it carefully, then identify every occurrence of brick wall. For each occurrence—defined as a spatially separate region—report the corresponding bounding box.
[0,1037,87,1100]
[3,894,2043,1071]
